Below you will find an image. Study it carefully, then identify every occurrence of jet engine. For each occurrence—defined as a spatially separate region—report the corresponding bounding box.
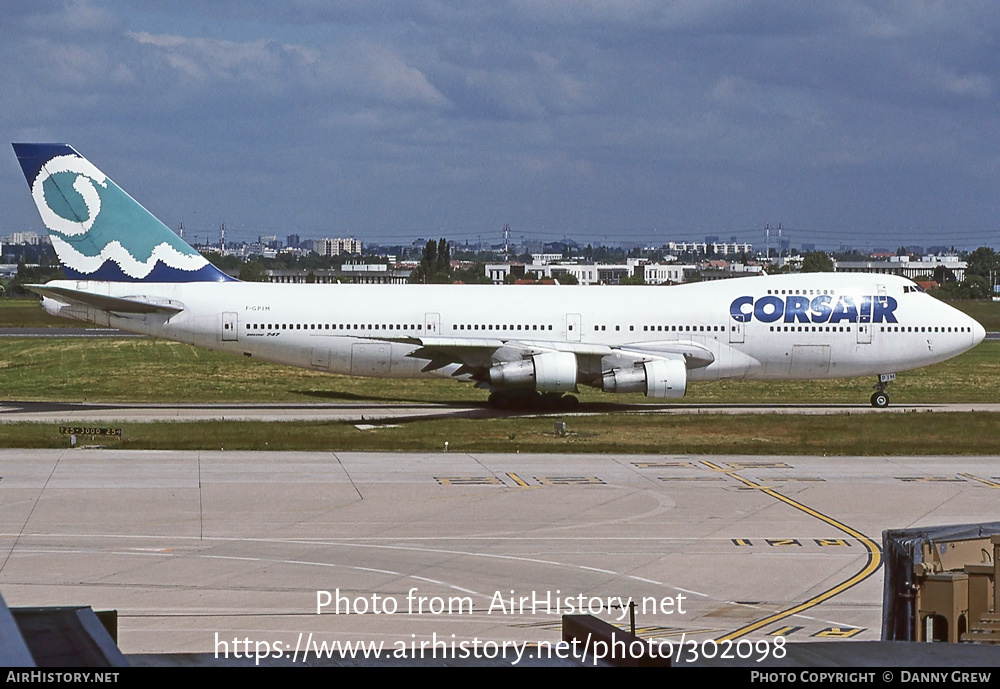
[488,351,578,392]
[602,358,687,398]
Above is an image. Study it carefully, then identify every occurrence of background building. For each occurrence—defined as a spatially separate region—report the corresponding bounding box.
[312,238,362,257]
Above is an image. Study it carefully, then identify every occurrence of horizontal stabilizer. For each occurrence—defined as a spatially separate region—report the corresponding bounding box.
[26,284,184,314]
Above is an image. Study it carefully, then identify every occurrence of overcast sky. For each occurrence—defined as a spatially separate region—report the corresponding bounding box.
[2,1,998,250]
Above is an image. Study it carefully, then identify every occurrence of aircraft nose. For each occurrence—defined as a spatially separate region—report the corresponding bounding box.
[972,319,986,346]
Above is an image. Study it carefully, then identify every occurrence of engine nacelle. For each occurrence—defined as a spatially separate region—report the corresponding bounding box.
[489,351,578,393]
[602,358,687,398]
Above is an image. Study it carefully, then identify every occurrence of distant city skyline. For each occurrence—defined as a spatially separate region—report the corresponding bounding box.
[0,223,979,258]
[3,2,998,251]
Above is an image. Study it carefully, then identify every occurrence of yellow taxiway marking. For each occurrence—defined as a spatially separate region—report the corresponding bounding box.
[507,473,532,488]
[959,473,1000,489]
[701,462,882,643]
[813,626,864,638]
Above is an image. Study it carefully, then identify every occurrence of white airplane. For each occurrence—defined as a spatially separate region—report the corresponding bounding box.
[12,143,986,409]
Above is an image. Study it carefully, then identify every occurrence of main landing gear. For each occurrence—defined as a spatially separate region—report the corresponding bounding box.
[487,390,580,411]
[870,373,896,408]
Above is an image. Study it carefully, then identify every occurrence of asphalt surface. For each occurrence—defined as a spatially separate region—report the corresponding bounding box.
[2,400,1000,425]
[3,449,1000,666]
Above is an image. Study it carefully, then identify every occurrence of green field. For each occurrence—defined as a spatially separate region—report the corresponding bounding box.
[1,296,997,455]
[0,336,996,405]
[0,335,996,455]
[2,412,999,455]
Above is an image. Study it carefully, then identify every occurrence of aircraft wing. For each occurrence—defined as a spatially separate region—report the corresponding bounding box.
[618,342,716,368]
[374,334,714,375]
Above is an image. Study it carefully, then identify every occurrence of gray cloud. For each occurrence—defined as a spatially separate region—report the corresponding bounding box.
[2,1,998,247]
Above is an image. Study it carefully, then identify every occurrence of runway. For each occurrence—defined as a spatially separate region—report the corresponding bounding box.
[2,449,999,659]
[3,400,1000,424]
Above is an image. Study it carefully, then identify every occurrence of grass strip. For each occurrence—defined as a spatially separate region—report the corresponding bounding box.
[2,412,999,455]
[0,338,997,405]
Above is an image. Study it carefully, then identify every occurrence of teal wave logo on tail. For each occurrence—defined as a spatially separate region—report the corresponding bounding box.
[12,143,232,282]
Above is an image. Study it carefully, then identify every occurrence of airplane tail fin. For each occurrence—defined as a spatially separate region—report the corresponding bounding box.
[12,143,232,282]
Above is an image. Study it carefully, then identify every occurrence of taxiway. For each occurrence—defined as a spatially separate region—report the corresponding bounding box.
[2,449,998,658]
[3,400,1000,425]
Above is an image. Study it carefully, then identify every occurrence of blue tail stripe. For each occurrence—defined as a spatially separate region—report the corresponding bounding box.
[64,262,234,283]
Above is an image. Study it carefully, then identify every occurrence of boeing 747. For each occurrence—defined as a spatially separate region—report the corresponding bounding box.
[12,144,986,409]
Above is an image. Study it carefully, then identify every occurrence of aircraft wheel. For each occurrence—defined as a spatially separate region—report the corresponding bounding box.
[870,392,890,408]
[560,395,579,411]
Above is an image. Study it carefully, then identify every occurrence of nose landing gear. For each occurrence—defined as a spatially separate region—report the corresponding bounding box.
[871,373,895,408]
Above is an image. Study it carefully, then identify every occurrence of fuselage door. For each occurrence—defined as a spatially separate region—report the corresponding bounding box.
[222,312,238,341]
[566,313,581,342]
[856,293,874,344]
[857,322,872,345]
[425,312,441,335]
[311,347,330,371]
[729,320,744,344]
[868,286,889,346]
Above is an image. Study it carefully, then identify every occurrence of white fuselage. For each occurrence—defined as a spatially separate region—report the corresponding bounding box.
[40,272,985,392]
